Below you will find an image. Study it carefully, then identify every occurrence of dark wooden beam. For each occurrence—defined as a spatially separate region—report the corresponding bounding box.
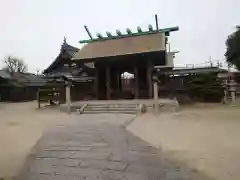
[134,66,139,99]
[147,61,153,98]
[95,68,99,99]
[155,14,159,31]
[116,70,121,98]
[84,25,93,40]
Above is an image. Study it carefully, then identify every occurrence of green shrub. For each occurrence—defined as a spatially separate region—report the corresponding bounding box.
[186,73,224,102]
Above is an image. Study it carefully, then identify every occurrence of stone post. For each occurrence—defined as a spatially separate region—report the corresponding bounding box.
[65,81,72,114]
[153,76,159,115]
[229,79,236,104]
[147,61,153,98]
[37,88,40,108]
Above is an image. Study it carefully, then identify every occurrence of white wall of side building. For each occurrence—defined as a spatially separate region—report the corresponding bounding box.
[155,52,175,68]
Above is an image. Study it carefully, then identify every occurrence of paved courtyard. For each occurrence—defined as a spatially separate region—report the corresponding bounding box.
[17,114,212,180]
[128,104,240,180]
[0,102,70,180]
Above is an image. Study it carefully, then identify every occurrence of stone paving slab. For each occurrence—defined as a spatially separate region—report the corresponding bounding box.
[81,160,127,171]
[16,114,213,180]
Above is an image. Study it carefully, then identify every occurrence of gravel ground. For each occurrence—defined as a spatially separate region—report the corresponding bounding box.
[0,102,70,180]
[127,103,240,180]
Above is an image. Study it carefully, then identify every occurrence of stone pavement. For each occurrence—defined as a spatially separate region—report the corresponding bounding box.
[16,114,212,180]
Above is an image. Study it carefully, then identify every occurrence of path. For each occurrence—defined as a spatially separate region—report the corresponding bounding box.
[17,114,212,180]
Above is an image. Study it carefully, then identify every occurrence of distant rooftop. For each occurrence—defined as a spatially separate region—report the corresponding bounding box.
[0,70,12,79]
[0,70,47,87]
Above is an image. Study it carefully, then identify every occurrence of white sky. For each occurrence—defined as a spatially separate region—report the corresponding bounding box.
[0,0,239,73]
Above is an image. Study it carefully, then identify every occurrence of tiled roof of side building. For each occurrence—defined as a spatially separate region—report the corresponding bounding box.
[0,70,12,79]
[43,40,79,74]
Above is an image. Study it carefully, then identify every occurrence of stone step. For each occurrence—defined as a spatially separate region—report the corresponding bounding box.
[84,108,137,112]
[85,106,137,110]
[86,104,137,108]
[83,110,137,114]
[85,107,137,110]
[82,103,139,114]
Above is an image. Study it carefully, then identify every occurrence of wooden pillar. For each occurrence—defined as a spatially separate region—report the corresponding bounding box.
[134,66,139,99]
[116,70,120,98]
[147,61,153,98]
[106,66,111,100]
[65,81,71,114]
[119,71,122,98]
[95,68,99,100]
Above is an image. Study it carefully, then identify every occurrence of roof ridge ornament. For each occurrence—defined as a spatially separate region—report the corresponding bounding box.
[61,36,67,51]
[96,33,103,39]
[126,28,132,34]
[79,26,179,44]
[137,27,142,33]
[106,31,112,37]
[79,15,179,44]
[116,30,122,36]
[148,24,153,31]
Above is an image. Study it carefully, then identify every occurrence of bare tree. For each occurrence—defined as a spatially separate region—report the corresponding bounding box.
[3,56,28,73]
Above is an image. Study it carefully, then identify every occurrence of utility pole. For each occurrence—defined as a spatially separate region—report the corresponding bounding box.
[209,56,213,67]
[36,69,40,75]
[205,56,213,67]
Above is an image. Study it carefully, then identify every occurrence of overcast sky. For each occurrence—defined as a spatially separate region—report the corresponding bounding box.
[0,0,239,73]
